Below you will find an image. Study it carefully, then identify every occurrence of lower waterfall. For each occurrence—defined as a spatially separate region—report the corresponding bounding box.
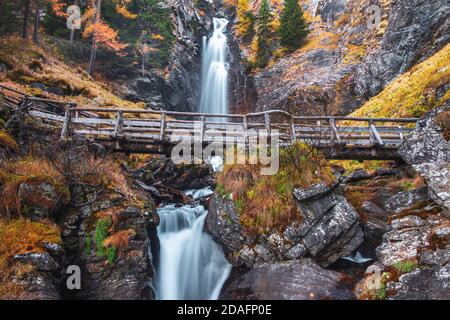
[155,188,232,300]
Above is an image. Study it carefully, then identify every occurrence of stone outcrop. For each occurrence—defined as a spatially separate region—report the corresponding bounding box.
[206,179,363,268]
[220,258,354,300]
[398,106,450,211]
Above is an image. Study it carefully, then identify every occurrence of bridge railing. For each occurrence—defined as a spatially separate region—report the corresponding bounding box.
[0,83,420,148]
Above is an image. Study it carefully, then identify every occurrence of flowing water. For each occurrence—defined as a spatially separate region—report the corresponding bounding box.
[155,17,231,300]
[156,188,232,300]
[199,18,229,117]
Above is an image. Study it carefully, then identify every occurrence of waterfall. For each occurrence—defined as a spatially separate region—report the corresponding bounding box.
[156,188,232,300]
[199,18,229,116]
[155,17,231,301]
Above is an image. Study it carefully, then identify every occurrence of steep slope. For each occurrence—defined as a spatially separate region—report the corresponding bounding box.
[351,44,450,119]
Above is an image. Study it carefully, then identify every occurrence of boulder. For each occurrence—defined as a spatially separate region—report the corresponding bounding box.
[18,179,70,221]
[220,259,355,300]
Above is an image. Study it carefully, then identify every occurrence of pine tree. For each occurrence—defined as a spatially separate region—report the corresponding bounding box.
[278,0,309,51]
[256,0,273,68]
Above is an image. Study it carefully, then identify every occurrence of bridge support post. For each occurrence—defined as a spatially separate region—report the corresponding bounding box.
[113,111,124,149]
[160,112,166,141]
[60,107,72,140]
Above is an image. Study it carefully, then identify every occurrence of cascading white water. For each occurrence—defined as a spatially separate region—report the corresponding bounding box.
[155,17,231,301]
[199,18,229,116]
[156,188,232,300]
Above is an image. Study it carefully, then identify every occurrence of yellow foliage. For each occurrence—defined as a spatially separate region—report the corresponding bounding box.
[0,219,61,271]
[351,44,450,119]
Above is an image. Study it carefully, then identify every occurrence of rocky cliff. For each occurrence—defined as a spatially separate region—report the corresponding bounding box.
[245,0,449,116]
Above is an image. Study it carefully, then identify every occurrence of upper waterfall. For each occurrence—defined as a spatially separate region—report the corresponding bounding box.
[199,18,229,116]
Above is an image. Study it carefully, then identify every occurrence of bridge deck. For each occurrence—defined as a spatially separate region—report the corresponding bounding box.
[0,84,419,160]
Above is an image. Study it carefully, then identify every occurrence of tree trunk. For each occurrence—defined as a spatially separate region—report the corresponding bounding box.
[87,0,101,75]
[22,0,32,40]
[33,4,40,44]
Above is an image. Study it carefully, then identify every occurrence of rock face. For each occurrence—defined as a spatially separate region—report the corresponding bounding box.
[125,0,253,113]
[251,0,450,115]
[398,106,450,211]
[220,259,355,300]
[207,179,363,268]
[354,0,450,98]
[61,183,159,300]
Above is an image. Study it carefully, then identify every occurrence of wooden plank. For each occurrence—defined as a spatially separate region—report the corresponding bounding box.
[71,118,116,125]
[30,110,65,122]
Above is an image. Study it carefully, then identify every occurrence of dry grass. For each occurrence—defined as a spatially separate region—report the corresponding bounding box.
[103,229,136,253]
[217,143,334,234]
[0,35,149,112]
[0,218,61,272]
[0,158,69,217]
[0,131,19,152]
[351,44,450,119]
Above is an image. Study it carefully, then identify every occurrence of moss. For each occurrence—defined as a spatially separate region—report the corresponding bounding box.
[351,44,450,119]
[392,260,418,274]
[107,246,117,265]
[95,217,112,257]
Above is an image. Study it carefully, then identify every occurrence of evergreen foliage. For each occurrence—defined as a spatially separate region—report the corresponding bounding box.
[256,0,273,68]
[278,0,309,51]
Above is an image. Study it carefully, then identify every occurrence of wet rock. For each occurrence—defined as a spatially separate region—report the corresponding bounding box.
[398,106,450,211]
[345,170,373,183]
[133,156,213,191]
[220,259,355,300]
[389,267,450,300]
[18,180,69,221]
[41,242,64,258]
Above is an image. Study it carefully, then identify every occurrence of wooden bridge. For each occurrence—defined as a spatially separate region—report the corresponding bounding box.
[0,84,419,160]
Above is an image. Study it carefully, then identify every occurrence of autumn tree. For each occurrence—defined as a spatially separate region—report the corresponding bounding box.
[278,0,309,51]
[83,0,137,74]
[256,0,273,68]
[236,0,255,42]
